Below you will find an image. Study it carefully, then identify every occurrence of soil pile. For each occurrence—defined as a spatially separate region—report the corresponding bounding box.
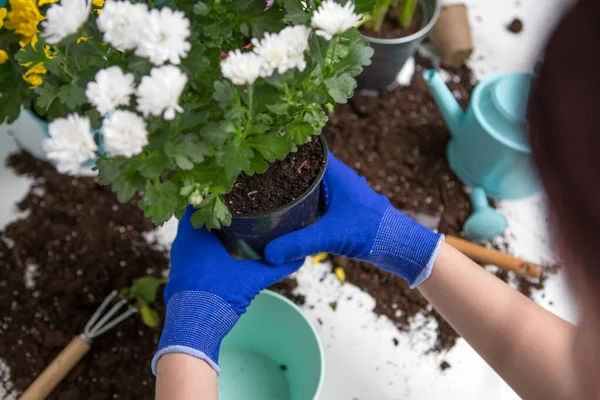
[0,154,168,399]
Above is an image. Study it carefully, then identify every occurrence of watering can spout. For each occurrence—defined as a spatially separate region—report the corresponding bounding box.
[423,69,464,137]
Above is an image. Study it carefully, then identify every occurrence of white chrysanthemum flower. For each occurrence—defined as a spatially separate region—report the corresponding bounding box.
[101,110,148,157]
[279,25,311,72]
[220,49,262,85]
[252,32,291,77]
[86,67,135,115]
[44,114,97,174]
[97,1,149,52]
[134,7,191,65]
[41,0,91,44]
[311,0,361,40]
[136,65,187,120]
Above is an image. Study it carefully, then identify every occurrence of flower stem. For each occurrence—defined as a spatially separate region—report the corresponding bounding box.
[245,83,254,133]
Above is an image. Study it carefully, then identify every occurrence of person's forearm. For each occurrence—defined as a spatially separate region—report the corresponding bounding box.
[156,353,218,400]
[420,242,577,400]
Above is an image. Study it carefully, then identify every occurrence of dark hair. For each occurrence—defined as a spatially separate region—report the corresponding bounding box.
[528,0,600,294]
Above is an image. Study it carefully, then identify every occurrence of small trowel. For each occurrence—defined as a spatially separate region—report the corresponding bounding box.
[402,210,542,279]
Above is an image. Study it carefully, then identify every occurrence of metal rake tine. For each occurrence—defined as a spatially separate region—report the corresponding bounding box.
[84,290,118,334]
[92,306,137,337]
[87,298,129,337]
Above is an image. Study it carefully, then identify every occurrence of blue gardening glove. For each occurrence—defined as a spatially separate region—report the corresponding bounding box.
[265,153,444,288]
[152,208,303,375]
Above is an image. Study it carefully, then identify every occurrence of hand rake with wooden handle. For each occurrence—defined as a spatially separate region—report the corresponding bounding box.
[20,291,136,400]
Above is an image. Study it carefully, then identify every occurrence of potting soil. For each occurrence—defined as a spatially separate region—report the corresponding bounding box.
[0,153,168,399]
[225,135,324,214]
[359,2,424,40]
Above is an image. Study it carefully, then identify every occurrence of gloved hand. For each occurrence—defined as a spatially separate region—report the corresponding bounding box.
[152,208,303,375]
[265,153,444,288]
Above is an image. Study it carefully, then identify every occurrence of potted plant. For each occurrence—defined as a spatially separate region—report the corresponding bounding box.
[357,0,440,91]
[16,0,372,257]
[0,0,104,168]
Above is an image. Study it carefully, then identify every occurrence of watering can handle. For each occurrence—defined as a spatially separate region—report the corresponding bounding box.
[20,336,91,400]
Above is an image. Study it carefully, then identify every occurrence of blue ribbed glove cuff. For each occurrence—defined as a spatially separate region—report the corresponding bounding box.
[365,207,444,288]
[152,291,239,376]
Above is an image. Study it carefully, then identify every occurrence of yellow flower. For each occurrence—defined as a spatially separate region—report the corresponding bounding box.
[43,44,55,59]
[0,8,7,29]
[22,61,46,88]
[4,0,45,47]
[38,0,59,6]
[76,36,88,44]
[0,50,9,65]
[92,0,103,7]
[334,267,346,284]
[312,253,328,264]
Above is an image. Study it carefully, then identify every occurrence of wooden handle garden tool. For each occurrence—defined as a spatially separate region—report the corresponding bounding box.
[20,291,136,400]
[445,236,542,279]
[402,210,543,279]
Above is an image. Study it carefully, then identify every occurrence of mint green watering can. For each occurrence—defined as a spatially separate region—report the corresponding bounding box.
[424,70,540,241]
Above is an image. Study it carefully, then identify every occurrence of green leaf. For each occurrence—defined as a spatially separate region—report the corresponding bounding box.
[190,197,231,230]
[354,0,378,13]
[287,121,314,144]
[181,44,210,73]
[139,304,161,329]
[248,134,294,163]
[45,55,62,73]
[191,206,218,230]
[335,42,374,77]
[193,1,210,16]
[248,7,285,37]
[203,23,232,47]
[284,0,311,24]
[128,57,152,76]
[246,152,269,176]
[129,276,167,304]
[96,159,147,203]
[164,134,207,170]
[95,158,124,184]
[309,34,330,67]
[304,109,329,130]
[57,80,87,110]
[325,74,357,104]
[142,181,180,225]
[304,88,328,104]
[217,141,253,180]
[202,121,235,149]
[136,152,173,178]
[266,102,289,116]
[213,80,235,104]
[15,43,47,66]
[178,110,209,132]
[36,83,59,111]
[213,197,232,227]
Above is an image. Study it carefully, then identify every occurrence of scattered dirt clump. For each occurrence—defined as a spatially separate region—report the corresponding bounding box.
[507,18,524,34]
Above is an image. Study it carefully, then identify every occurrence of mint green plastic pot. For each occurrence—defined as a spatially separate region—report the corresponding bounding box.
[218,290,324,400]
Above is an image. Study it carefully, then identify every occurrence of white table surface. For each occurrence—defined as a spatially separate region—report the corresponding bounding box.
[0,1,578,398]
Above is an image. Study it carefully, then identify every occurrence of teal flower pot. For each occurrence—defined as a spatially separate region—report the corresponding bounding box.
[218,290,324,400]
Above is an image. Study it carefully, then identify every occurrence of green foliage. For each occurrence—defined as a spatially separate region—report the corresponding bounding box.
[121,276,168,329]
[1,0,373,230]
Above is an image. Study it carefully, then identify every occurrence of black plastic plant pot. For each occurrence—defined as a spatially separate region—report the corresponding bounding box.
[217,135,329,260]
[357,0,440,91]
